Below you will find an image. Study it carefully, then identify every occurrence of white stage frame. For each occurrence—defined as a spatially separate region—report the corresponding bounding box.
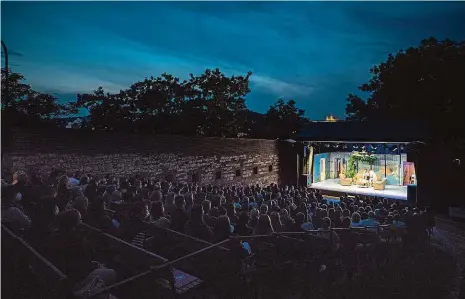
[311,179,407,201]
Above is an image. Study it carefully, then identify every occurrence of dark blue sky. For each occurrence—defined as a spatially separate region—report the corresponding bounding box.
[2,1,465,119]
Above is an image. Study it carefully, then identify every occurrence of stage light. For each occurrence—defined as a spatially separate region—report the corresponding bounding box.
[342,144,348,149]
[453,158,461,167]
[370,144,378,150]
[324,143,330,148]
[392,147,398,152]
[334,143,340,148]
[353,144,359,149]
[400,145,404,152]
[361,145,366,150]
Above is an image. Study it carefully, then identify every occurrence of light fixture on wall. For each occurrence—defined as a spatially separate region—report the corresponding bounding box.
[353,144,359,149]
[370,144,378,150]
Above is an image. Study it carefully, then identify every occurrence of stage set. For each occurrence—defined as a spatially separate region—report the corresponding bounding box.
[295,121,422,203]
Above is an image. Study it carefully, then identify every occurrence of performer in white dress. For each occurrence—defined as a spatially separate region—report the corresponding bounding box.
[369,169,377,185]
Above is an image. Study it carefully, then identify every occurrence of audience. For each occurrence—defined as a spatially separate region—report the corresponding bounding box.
[1,169,436,297]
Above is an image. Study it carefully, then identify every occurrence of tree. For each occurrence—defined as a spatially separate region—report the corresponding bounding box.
[345,38,465,145]
[1,68,75,124]
[263,99,309,139]
[75,68,253,137]
[74,87,135,131]
[183,68,252,137]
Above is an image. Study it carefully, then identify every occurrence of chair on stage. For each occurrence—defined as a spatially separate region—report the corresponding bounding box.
[372,178,387,190]
[339,173,353,186]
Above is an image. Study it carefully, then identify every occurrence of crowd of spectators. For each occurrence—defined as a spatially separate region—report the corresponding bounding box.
[1,170,436,297]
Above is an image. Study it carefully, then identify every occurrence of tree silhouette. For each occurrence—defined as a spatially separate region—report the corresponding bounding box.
[263,99,309,139]
[345,38,465,150]
[74,68,252,137]
[1,68,76,125]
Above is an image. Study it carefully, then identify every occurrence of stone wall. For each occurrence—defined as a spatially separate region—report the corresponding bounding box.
[2,127,280,186]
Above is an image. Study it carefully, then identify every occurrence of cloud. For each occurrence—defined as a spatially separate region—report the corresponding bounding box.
[250,75,314,98]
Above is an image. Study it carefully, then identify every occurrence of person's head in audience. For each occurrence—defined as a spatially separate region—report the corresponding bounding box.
[58,209,81,232]
[111,190,122,203]
[342,209,350,217]
[259,204,268,215]
[174,195,186,210]
[341,217,351,228]
[351,212,361,224]
[79,176,89,186]
[73,196,89,214]
[12,170,28,187]
[149,190,163,202]
[295,212,305,226]
[322,217,332,230]
[189,204,204,224]
[280,208,290,220]
[361,212,368,220]
[255,214,274,235]
[368,211,376,220]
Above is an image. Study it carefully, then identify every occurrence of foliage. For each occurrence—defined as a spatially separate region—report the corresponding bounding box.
[347,155,358,179]
[347,152,377,178]
[345,37,465,148]
[73,68,252,137]
[352,151,378,165]
[259,99,309,139]
[1,68,76,124]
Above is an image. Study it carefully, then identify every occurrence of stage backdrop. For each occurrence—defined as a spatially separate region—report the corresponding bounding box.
[313,152,408,185]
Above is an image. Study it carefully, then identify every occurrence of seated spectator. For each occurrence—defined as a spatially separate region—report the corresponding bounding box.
[280,208,295,231]
[43,209,92,280]
[88,197,118,232]
[317,217,340,253]
[226,203,240,225]
[214,215,233,241]
[254,214,274,235]
[333,209,343,228]
[294,212,313,232]
[185,205,213,241]
[235,212,253,236]
[170,195,189,233]
[164,192,177,216]
[1,185,31,232]
[150,200,171,228]
[73,196,90,222]
[259,204,269,215]
[28,196,58,241]
[249,208,259,229]
[361,211,379,228]
[341,216,351,228]
[350,212,363,227]
[270,212,283,232]
[201,200,217,228]
[149,189,163,202]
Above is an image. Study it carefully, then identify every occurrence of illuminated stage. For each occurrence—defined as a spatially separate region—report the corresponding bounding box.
[311,179,408,201]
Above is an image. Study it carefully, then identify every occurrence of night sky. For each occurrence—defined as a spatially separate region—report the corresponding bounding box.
[2,1,465,119]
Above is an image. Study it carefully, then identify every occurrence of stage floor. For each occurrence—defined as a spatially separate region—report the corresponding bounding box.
[311,179,407,201]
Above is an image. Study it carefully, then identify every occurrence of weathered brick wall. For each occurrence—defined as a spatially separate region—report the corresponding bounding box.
[2,127,280,186]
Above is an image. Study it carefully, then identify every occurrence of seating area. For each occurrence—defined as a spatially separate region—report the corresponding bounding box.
[1,170,449,299]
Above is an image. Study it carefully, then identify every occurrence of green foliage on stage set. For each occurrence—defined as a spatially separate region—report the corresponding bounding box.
[347,152,378,178]
[347,155,358,179]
